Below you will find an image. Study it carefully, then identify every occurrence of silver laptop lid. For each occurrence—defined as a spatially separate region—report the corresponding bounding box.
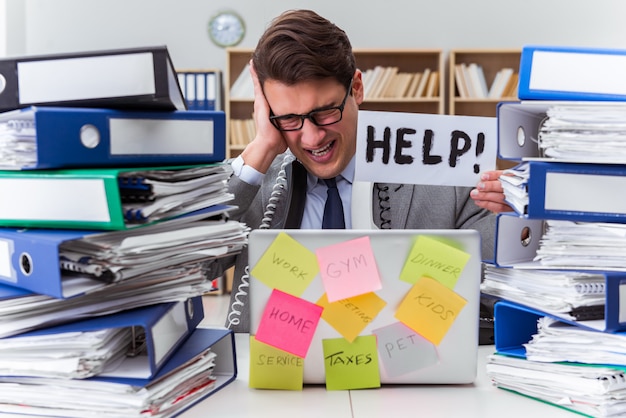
[248,228,481,386]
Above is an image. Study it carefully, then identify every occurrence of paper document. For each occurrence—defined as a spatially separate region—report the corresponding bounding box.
[499,163,529,215]
[535,220,626,270]
[118,164,233,224]
[539,102,626,163]
[0,344,217,417]
[0,264,210,338]
[486,353,626,417]
[0,327,131,378]
[60,218,249,285]
[481,264,605,319]
[525,316,626,365]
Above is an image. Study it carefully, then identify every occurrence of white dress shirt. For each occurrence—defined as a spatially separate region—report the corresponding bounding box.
[232,155,355,228]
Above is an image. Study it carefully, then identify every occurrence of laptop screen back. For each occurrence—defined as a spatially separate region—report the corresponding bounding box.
[248,228,481,385]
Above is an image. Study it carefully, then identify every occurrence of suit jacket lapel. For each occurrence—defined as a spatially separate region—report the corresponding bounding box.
[283,160,307,229]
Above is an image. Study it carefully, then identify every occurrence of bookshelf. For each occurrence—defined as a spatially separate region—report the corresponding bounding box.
[225,48,254,158]
[355,49,444,115]
[448,49,521,170]
[448,49,521,117]
[225,48,444,158]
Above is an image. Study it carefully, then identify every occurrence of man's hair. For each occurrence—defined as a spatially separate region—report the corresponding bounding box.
[252,9,356,90]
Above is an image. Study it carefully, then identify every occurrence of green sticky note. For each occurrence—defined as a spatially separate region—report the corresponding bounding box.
[399,235,470,288]
[322,335,380,390]
[248,336,304,390]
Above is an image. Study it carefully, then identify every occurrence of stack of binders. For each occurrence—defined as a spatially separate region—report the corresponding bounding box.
[483,45,626,417]
[0,46,239,416]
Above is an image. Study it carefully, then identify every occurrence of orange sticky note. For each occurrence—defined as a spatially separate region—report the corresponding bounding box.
[317,292,387,342]
[255,288,323,358]
[322,335,381,390]
[394,276,467,345]
[251,232,319,296]
[249,336,304,390]
[399,235,470,289]
[315,236,382,302]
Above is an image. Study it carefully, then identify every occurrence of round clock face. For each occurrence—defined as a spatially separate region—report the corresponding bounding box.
[208,11,245,48]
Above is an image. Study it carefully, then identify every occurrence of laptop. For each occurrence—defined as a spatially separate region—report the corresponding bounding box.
[248,228,482,385]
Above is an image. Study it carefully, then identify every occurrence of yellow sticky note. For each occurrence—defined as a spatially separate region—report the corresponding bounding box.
[322,336,380,390]
[249,336,304,390]
[394,276,467,345]
[399,235,470,288]
[251,232,319,296]
[317,292,387,342]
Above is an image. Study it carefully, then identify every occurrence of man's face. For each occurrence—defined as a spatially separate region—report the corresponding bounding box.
[263,74,363,180]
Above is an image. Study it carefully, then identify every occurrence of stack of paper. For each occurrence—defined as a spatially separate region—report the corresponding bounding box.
[490,44,626,416]
[499,163,529,215]
[539,102,626,163]
[0,328,236,418]
[118,165,234,224]
[525,316,626,365]
[535,220,626,270]
[0,46,241,416]
[486,353,626,417]
[60,217,248,286]
[481,264,605,320]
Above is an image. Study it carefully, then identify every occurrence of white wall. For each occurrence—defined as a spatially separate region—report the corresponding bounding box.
[5,0,626,73]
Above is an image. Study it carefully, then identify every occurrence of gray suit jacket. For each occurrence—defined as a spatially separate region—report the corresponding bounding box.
[223,154,496,332]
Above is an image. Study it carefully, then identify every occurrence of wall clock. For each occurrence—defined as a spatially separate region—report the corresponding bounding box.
[208,10,246,48]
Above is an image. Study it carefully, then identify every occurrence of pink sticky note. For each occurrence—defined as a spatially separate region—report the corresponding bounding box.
[255,289,323,358]
[315,236,382,302]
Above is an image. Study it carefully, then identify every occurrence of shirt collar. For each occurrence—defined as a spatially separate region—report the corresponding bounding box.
[305,156,355,191]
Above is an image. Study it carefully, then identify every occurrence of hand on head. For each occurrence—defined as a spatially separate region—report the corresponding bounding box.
[239,61,289,174]
[470,170,514,213]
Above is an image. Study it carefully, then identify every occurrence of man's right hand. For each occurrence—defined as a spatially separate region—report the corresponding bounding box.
[240,61,288,174]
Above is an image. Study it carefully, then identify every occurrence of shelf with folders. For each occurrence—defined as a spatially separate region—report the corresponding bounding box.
[225,48,445,158]
[176,68,223,111]
[448,49,521,117]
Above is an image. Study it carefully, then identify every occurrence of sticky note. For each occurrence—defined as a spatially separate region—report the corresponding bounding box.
[251,232,319,296]
[395,276,467,345]
[372,322,438,377]
[322,335,380,390]
[399,235,470,288]
[315,236,382,302]
[255,288,323,358]
[317,292,387,342]
[249,336,304,390]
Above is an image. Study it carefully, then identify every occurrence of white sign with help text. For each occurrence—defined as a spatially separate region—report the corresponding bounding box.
[355,110,497,187]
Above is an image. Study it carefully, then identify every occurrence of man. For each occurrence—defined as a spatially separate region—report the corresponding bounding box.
[224,9,499,332]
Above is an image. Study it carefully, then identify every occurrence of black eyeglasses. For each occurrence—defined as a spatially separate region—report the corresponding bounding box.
[269,80,353,132]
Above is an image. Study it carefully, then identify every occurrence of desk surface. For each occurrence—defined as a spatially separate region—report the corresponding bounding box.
[180,332,576,418]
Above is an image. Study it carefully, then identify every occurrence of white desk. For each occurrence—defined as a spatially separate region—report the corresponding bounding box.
[180,333,576,418]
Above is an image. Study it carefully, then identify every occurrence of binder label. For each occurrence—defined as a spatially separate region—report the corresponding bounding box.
[545,172,626,214]
[109,118,215,155]
[0,178,111,222]
[529,50,626,96]
[0,239,14,280]
[151,301,189,365]
[17,53,156,104]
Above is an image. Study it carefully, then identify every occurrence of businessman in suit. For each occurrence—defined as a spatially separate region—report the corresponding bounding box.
[223,9,503,332]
